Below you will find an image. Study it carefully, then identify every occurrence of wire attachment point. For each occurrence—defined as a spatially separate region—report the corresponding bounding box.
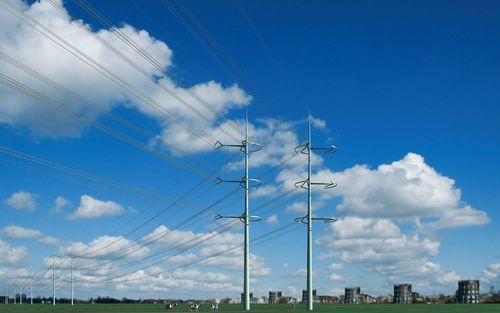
[241,140,262,153]
[294,180,309,190]
[242,178,262,188]
[240,215,262,223]
[325,145,338,154]
[324,180,338,189]
[294,144,309,155]
[214,141,223,150]
[295,215,308,224]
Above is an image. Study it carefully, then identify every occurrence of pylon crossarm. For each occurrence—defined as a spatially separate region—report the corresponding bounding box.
[311,217,338,223]
[296,215,337,224]
[239,215,262,223]
[215,177,243,185]
[214,214,261,223]
[214,141,245,150]
[241,140,262,153]
[216,177,261,188]
[215,214,244,220]
[240,177,262,188]
[310,180,337,189]
[311,144,338,154]
[295,215,309,224]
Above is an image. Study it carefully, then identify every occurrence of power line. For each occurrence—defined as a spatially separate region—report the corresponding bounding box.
[70,0,246,139]
[232,0,306,107]
[72,183,301,275]
[159,0,284,122]
[0,72,208,178]
[0,146,158,198]
[66,219,301,285]
[56,144,301,267]
[0,0,226,151]
[58,153,304,284]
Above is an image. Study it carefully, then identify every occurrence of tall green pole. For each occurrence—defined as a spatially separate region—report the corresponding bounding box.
[244,108,250,311]
[307,112,313,310]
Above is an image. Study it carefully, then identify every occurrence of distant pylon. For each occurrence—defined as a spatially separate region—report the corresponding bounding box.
[71,256,74,306]
[52,255,55,306]
[214,108,262,311]
[294,112,338,311]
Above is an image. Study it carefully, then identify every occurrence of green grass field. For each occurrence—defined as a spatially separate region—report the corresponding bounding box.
[1,304,500,313]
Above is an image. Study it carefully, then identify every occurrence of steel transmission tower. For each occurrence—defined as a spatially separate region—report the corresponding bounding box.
[214,109,262,311]
[294,112,338,310]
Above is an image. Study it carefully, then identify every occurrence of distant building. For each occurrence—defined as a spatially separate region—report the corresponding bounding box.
[240,293,256,304]
[268,291,282,304]
[256,297,267,304]
[317,295,337,304]
[220,297,231,304]
[413,292,425,303]
[345,287,361,304]
[394,284,413,304]
[360,293,376,304]
[228,298,240,304]
[456,280,480,304]
[376,295,393,304]
[301,289,317,304]
[281,296,294,304]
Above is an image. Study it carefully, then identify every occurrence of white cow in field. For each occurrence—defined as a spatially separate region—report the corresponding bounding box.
[190,303,201,311]
[210,303,219,311]
[166,303,177,310]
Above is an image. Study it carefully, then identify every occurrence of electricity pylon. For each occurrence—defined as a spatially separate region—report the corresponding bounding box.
[214,109,261,311]
[294,112,338,310]
[52,255,55,306]
[70,256,74,306]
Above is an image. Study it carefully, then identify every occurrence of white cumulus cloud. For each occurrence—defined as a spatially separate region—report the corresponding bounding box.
[311,153,489,230]
[3,225,42,238]
[316,217,465,291]
[329,263,344,270]
[329,273,344,281]
[51,196,70,214]
[0,0,251,155]
[0,240,29,265]
[38,236,60,245]
[266,214,279,224]
[4,190,37,212]
[69,195,124,219]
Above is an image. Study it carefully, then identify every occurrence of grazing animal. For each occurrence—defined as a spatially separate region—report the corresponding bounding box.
[189,304,201,311]
[166,303,177,310]
[210,303,219,311]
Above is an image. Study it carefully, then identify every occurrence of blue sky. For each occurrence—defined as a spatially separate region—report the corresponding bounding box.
[0,0,499,301]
